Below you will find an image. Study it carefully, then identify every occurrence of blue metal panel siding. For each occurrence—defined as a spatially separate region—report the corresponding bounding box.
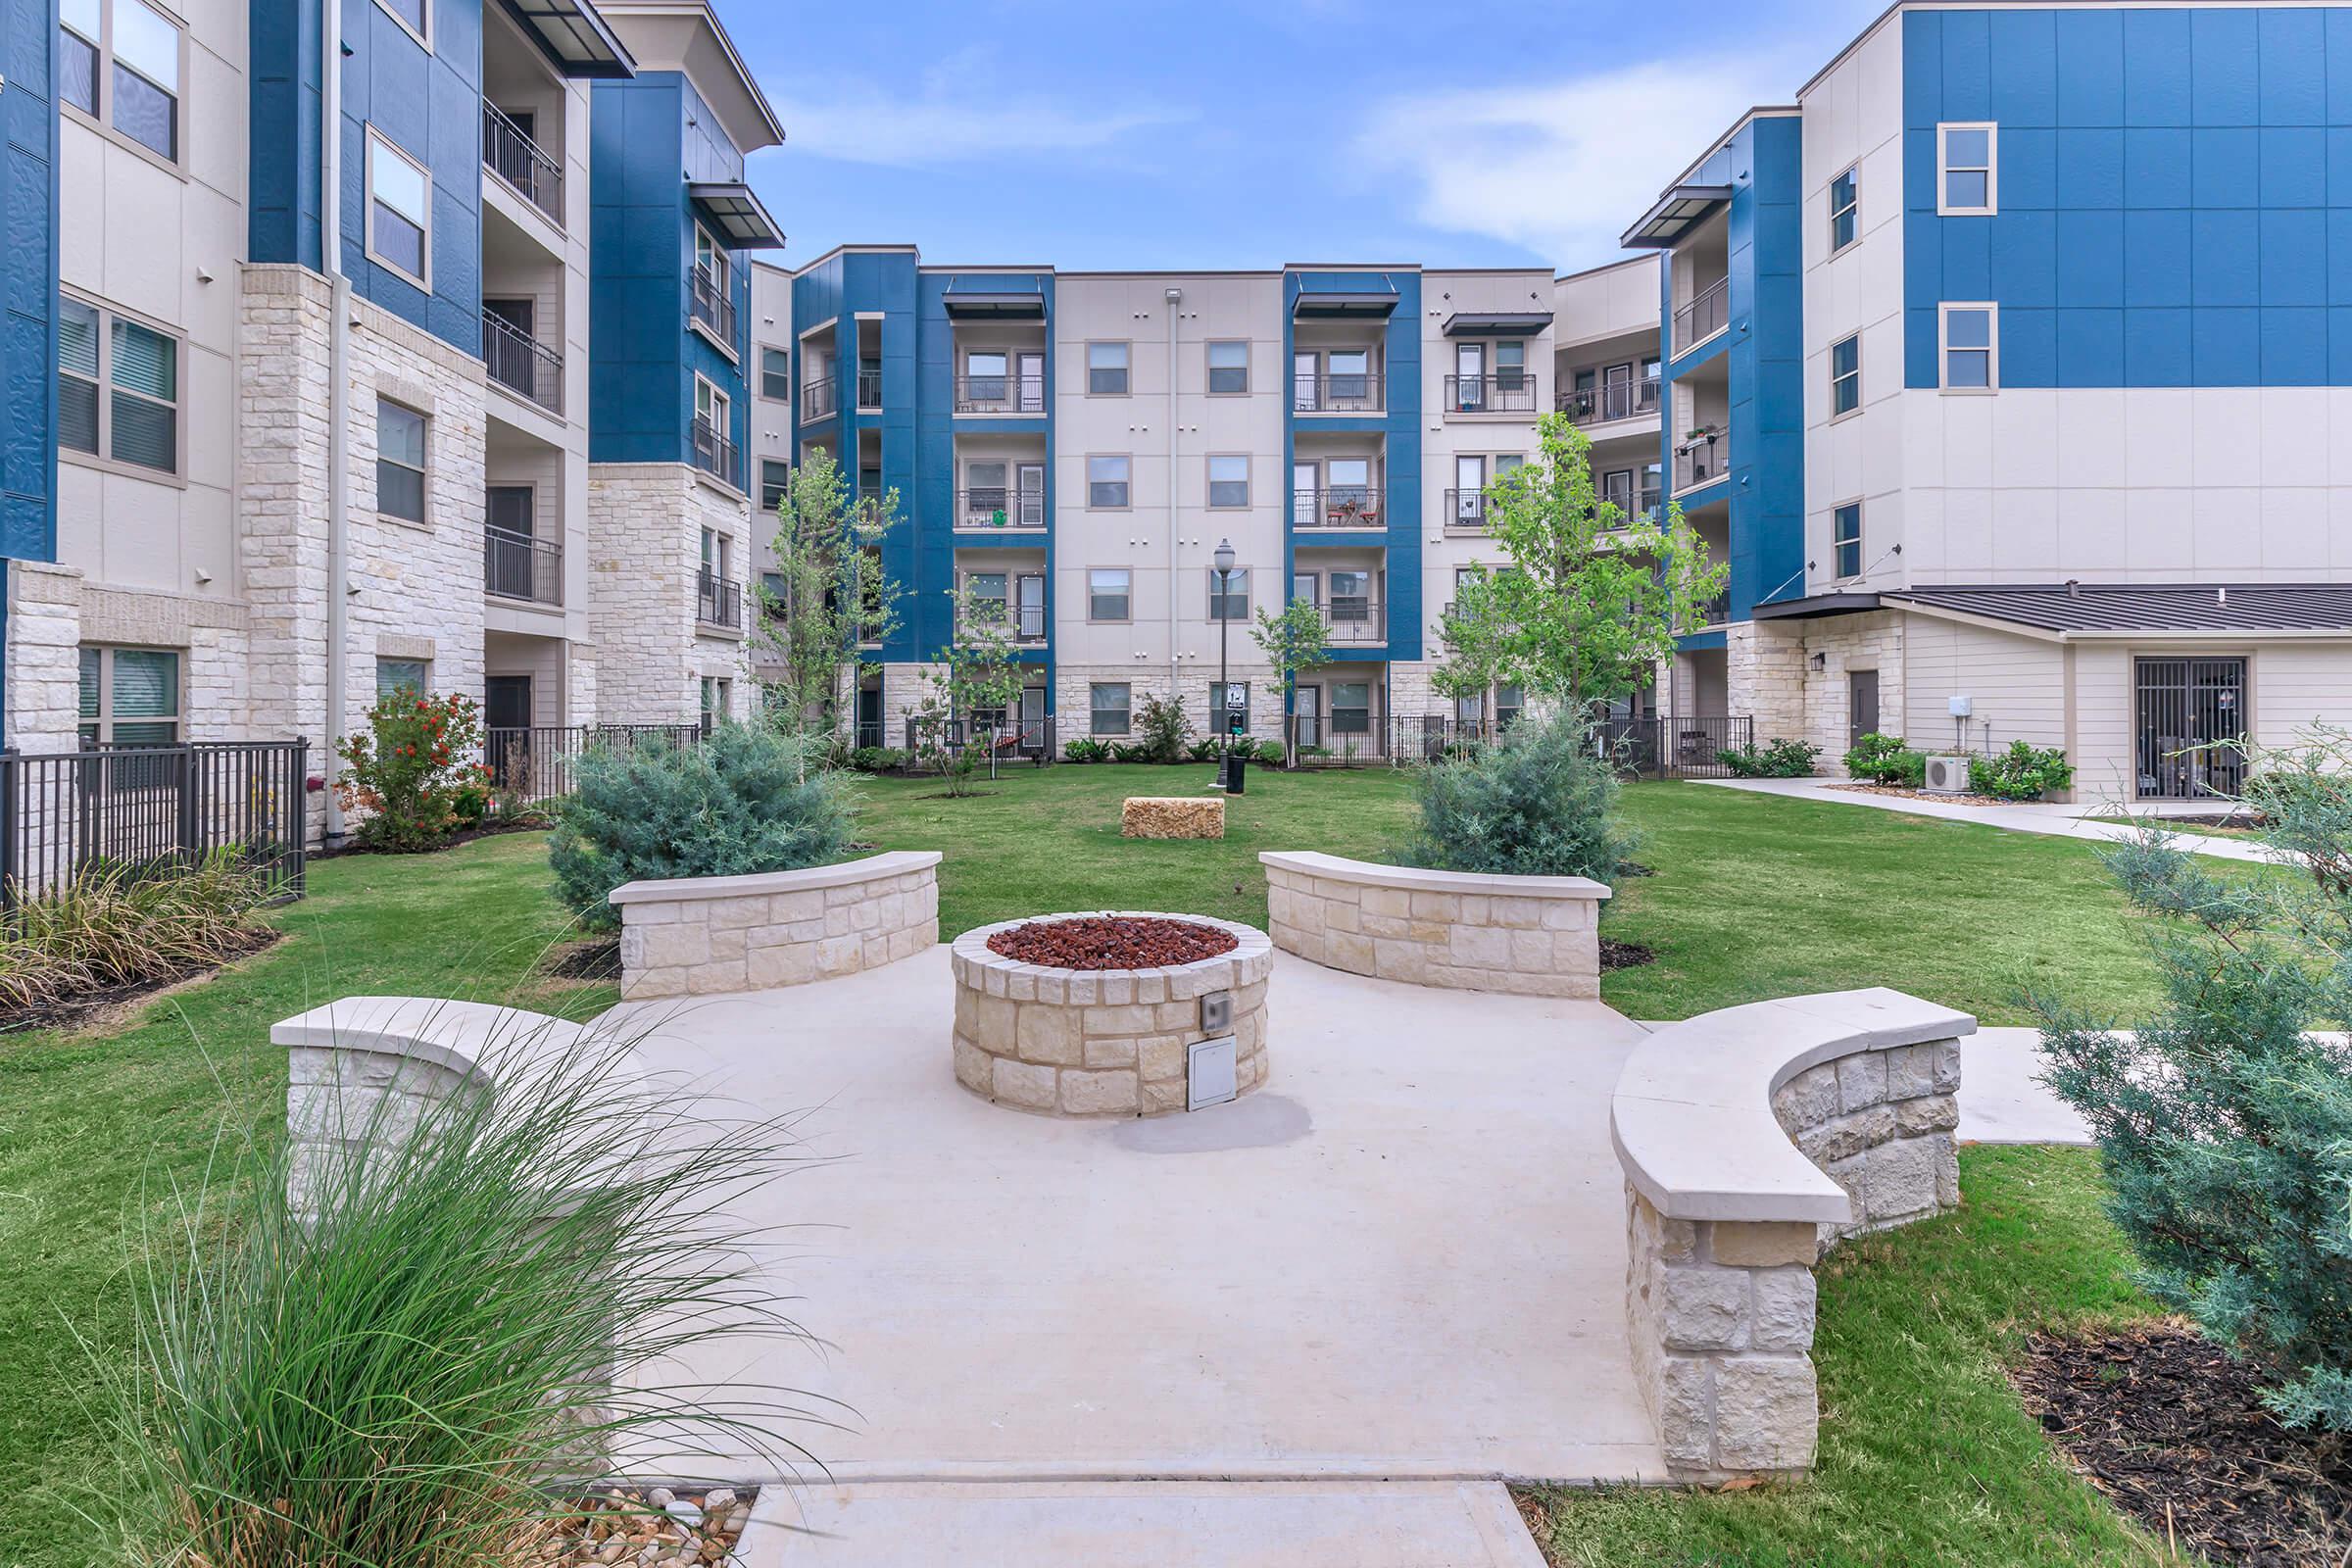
[249,0,325,269]
[1,0,61,577]
[589,74,687,465]
[1904,6,2352,388]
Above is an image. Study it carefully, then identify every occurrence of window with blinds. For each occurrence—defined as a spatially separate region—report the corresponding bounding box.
[78,646,181,747]
[376,658,428,699]
[58,296,178,473]
[377,400,427,522]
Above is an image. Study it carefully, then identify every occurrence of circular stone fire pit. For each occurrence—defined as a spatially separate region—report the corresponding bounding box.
[951,911,1271,1117]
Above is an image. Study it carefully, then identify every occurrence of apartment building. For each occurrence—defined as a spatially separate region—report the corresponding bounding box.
[1631,2,2352,800]
[0,0,777,836]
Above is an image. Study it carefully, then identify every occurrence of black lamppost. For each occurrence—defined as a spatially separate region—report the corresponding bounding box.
[1213,537,1239,793]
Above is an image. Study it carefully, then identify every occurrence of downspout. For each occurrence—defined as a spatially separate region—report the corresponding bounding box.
[321,0,351,844]
[1164,285,1181,700]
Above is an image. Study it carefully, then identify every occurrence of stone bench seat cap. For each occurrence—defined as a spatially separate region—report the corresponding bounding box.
[1258,849,1610,900]
[1610,987,1976,1224]
[608,850,944,906]
[272,996,590,1081]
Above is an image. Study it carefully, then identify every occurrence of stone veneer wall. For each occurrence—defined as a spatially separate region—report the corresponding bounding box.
[586,464,752,725]
[609,851,941,1000]
[1052,665,1285,749]
[1260,851,1610,998]
[949,913,1272,1116]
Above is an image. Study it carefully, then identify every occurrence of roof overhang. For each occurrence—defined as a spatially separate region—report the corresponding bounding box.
[942,290,1047,321]
[1443,311,1551,337]
[495,0,637,76]
[600,1,786,152]
[1751,591,1883,621]
[1293,291,1398,320]
[688,182,786,248]
[1621,184,1735,249]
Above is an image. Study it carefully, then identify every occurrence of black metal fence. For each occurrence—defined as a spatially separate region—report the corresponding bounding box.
[483,721,712,808]
[0,739,309,906]
[901,716,1057,768]
[1595,715,1754,779]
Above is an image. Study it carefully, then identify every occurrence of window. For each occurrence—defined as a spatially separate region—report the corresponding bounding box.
[1208,565,1250,621]
[693,225,720,286]
[1331,681,1371,736]
[1833,502,1862,579]
[1494,685,1524,731]
[1087,341,1129,395]
[1829,167,1858,252]
[1938,123,1995,215]
[375,0,427,44]
[700,676,731,716]
[376,399,426,521]
[1831,334,1860,416]
[759,459,789,513]
[1207,455,1249,509]
[59,296,179,474]
[1327,569,1371,627]
[1209,681,1250,729]
[696,375,729,437]
[700,524,730,579]
[1328,348,1371,401]
[1088,567,1130,621]
[759,348,791,400]
[963,571,1008,626]
[366,129,431,287]
[59,0,99,115]
[1087,455,1130,509]
[1207,339,1248,395]
[1940,303,1996,390]
[374,657,428,700]
[61,0,180,161]
[1494,339,1526,392]
[1090,682,1131,736]
[77,646,180,746]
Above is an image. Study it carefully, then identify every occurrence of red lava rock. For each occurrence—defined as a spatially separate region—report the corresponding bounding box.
[988,915,1237,970]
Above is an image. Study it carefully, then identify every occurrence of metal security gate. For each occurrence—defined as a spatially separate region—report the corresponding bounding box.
[2133,658,2247,799]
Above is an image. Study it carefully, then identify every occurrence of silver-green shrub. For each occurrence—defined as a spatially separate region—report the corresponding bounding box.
[1396,713,1632,886]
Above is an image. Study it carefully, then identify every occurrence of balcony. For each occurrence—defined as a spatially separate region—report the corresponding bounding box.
[856,364,883,409]
[696,569,744,630]
[954,371,1047,414]
[956,487,1047,532]
[482,103,562,224]
[1292,486,1384,531]
[802,375,837,420]
[1672,276,1729,354]
[690,416,739,489]
[1443,489,1490,534]
[481,309,563,414]
[1292,371,1382,414]
[1443,373,1537,415]
[1674,430,1725,495]
[958,603,1049,645]
[484,525,562,606]
[1314,599,1386,646]
[1559,376,1661,423]
[688,267,735,346]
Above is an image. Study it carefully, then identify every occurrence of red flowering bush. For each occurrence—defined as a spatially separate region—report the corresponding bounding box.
[334,689,489,850]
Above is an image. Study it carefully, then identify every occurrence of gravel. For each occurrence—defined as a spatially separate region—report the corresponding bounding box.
[538,1486,753,1565]
[987,914,1239,970]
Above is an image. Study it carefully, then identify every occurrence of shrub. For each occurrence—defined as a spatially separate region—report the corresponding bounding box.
[1062,737,1107,763]
[0,852,270,1009]
[847,745,906,774]
[1969,740,2074,801]
[1255,739,1287,766]
[335,689,490,850]
[1135,694,1193,763]
[1717,737,1822,779]
[548,723,855,933]
[2037,730,2352,1431]
[1843,731,1925,787]
[1186,738,1222,764]
[1108,741,1150,764]
[1396,714,1633,887]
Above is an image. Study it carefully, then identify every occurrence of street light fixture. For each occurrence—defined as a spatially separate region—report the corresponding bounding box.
[1213,538,1238,793]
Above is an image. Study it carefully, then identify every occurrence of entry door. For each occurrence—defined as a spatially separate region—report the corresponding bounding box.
[1847,668,1880,750]
[856,685,883,749]
[1294,685,1322,749]
[1018,685,1048,752]
[1602,362,1635,420]
[1017,351,1045,413]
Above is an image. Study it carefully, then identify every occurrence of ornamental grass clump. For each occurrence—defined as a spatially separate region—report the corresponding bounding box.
[103,1013,834,1568]
[549,721,856,932]
[2036,727,2352,1432]
[1396,713,1633,887]
[0,850,270,1009]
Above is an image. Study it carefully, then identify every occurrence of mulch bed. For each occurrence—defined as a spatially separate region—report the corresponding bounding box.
[541,937,621,981]
[988,914,1238,970]
[0,927,282,1036]
[1599,938,1654,972]
[310,817,552,860]
[2013,1323,2352,1564]
[543,1485,751,1565]
[1827,783,2009,807]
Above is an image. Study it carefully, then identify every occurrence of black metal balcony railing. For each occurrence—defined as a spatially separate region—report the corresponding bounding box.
[1292,486,1383,530]
[857,365,883,408]
[481,309,563,414]
[1694,593,1732,628]
[1443,373,1538,414]
[482,103,563,223]
[1292,371,1382,413]
[690,416,739,488]
[1559,375,1662,422]
[958,604,1049,644]
[956,487,1047,530]
[1314,599,1386,645]
[954,372,1047,414]
[688,267,735,345]
[801,376,837,420]
[1675,432,1724,494]
[696,568,744,630]
[1599,486,1667,525]
[483,524,563,606]
[1443,488,1489,533]
[1674,275,1730,352]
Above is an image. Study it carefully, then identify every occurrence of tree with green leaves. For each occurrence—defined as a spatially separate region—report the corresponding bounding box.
[1250,596,1333,766]
[1435,413,1727,715]
[753,449,904,738]
[908,581,1030,797]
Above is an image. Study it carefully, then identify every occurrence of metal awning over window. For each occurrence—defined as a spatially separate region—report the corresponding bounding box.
[687,182,786,248]
[1292,287,1399,320]
[1442,312,1550,337]
[1621,184,1734,248]
[942,289,1047,320]
[495,0,635,77]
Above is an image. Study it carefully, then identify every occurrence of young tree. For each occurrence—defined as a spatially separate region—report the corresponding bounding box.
[1435,413,1727,715]
[1250,596,1333,766]
[754,450,905,740]
[908,581,1029,798]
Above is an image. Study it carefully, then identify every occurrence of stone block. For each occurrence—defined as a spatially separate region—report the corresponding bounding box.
[1710,1356,1819,1473]
[1371,938,1430,985]
[991,1058,1055,1111]
[1655,1355,1713,1470]
[1710,1220,1817,1269]
[1795,1103,1894,1166]
[1771,1064,1840,1131]
[1361,886,1411,919]
[1930,1132,1961,1208]
[953,1038,994,1095]
[1059,1068,1140,1115]
[1490,897,1543,929]
[1121,796,1225,839]
[1139,1035,1186,1081]
[1015,1004,1083,1066]
[1862,1134,1939,1222]
[1894,1094,1960,1136]
[1749,1267,1817,1352]
[1883,1043,1936,1102]
[747,942,818,990]
[1449,925,1511,968]
[1837,1052,1888,1112]
[1410,891,1462,920]
[1659,1263,1749,1351]
[1083,1033,1138,1068]
[636,923,710,969]
[1141,1077,1187,1114]
[684,959,747,995]
[709,896,766,931]
[974,993,1017,1052]
[1327,930,1375,974]
[1931,1039,1964,1094]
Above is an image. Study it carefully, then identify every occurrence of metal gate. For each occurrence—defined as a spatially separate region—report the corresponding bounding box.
[2133,658,2247,799]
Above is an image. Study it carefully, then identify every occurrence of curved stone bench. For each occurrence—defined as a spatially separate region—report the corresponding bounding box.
[1609,987,1974,1483]
[610,850,942,999]
[1259,851,1610,997]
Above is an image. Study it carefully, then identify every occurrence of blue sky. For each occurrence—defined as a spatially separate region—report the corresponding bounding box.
[722,0,1887,276]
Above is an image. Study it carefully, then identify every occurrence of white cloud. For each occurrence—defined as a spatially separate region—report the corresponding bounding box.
[774,49,1190,169]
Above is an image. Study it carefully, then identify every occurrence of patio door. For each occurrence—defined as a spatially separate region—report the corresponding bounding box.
[1018,685,1048,753]
[1017,351,1045,413]
[1294,685,1322,749]
[2135,657,2248,799]
[1294,460,1318,523]
[1602,361,1634,420]
[1015,573,1047,642]
[1455,342,1486,410]
[1455,454,1486,525]
[1016,462,1046,528]
[856,684,883,749]
[1293,351,1319,411]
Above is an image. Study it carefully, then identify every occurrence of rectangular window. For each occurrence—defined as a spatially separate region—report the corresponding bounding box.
[1833,502,1862,579]
[1088,567,1131,621]
[1087,454,1130,509]
[376,399,426,522]
[59,297,180,474]
[1494,685,1524,730]
[759,459,789,513]
[78,645,181,746]
[1940,303,1996,390]
[376,0,427,43]
[1090,682,1131,736]
[759,348,791,400]
[1208,565,1250,622]
[1327,569,1371,627]
[963,571,1008,625]
[59,0,99,115]
[367,129,431,287]
[1207,455,1249,509]
[693,225,719,286]
[1938,123,1995,215]
[111,0,178,158]
[375,657,428,700]
[1328,348,1371,404]
[1209,681,1250,726]
[1207,340,1248,394]
[1494,339,1526,391]
[1831,334,1860,416]
[1087,341,1129,395]
[1829,167,1858,252]
[1331,680,1371,736]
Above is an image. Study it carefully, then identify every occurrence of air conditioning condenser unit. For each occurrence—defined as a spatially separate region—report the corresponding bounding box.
[1922,754,1971,794]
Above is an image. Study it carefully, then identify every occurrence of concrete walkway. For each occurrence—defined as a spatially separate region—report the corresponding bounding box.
[1690,776,2273,862]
